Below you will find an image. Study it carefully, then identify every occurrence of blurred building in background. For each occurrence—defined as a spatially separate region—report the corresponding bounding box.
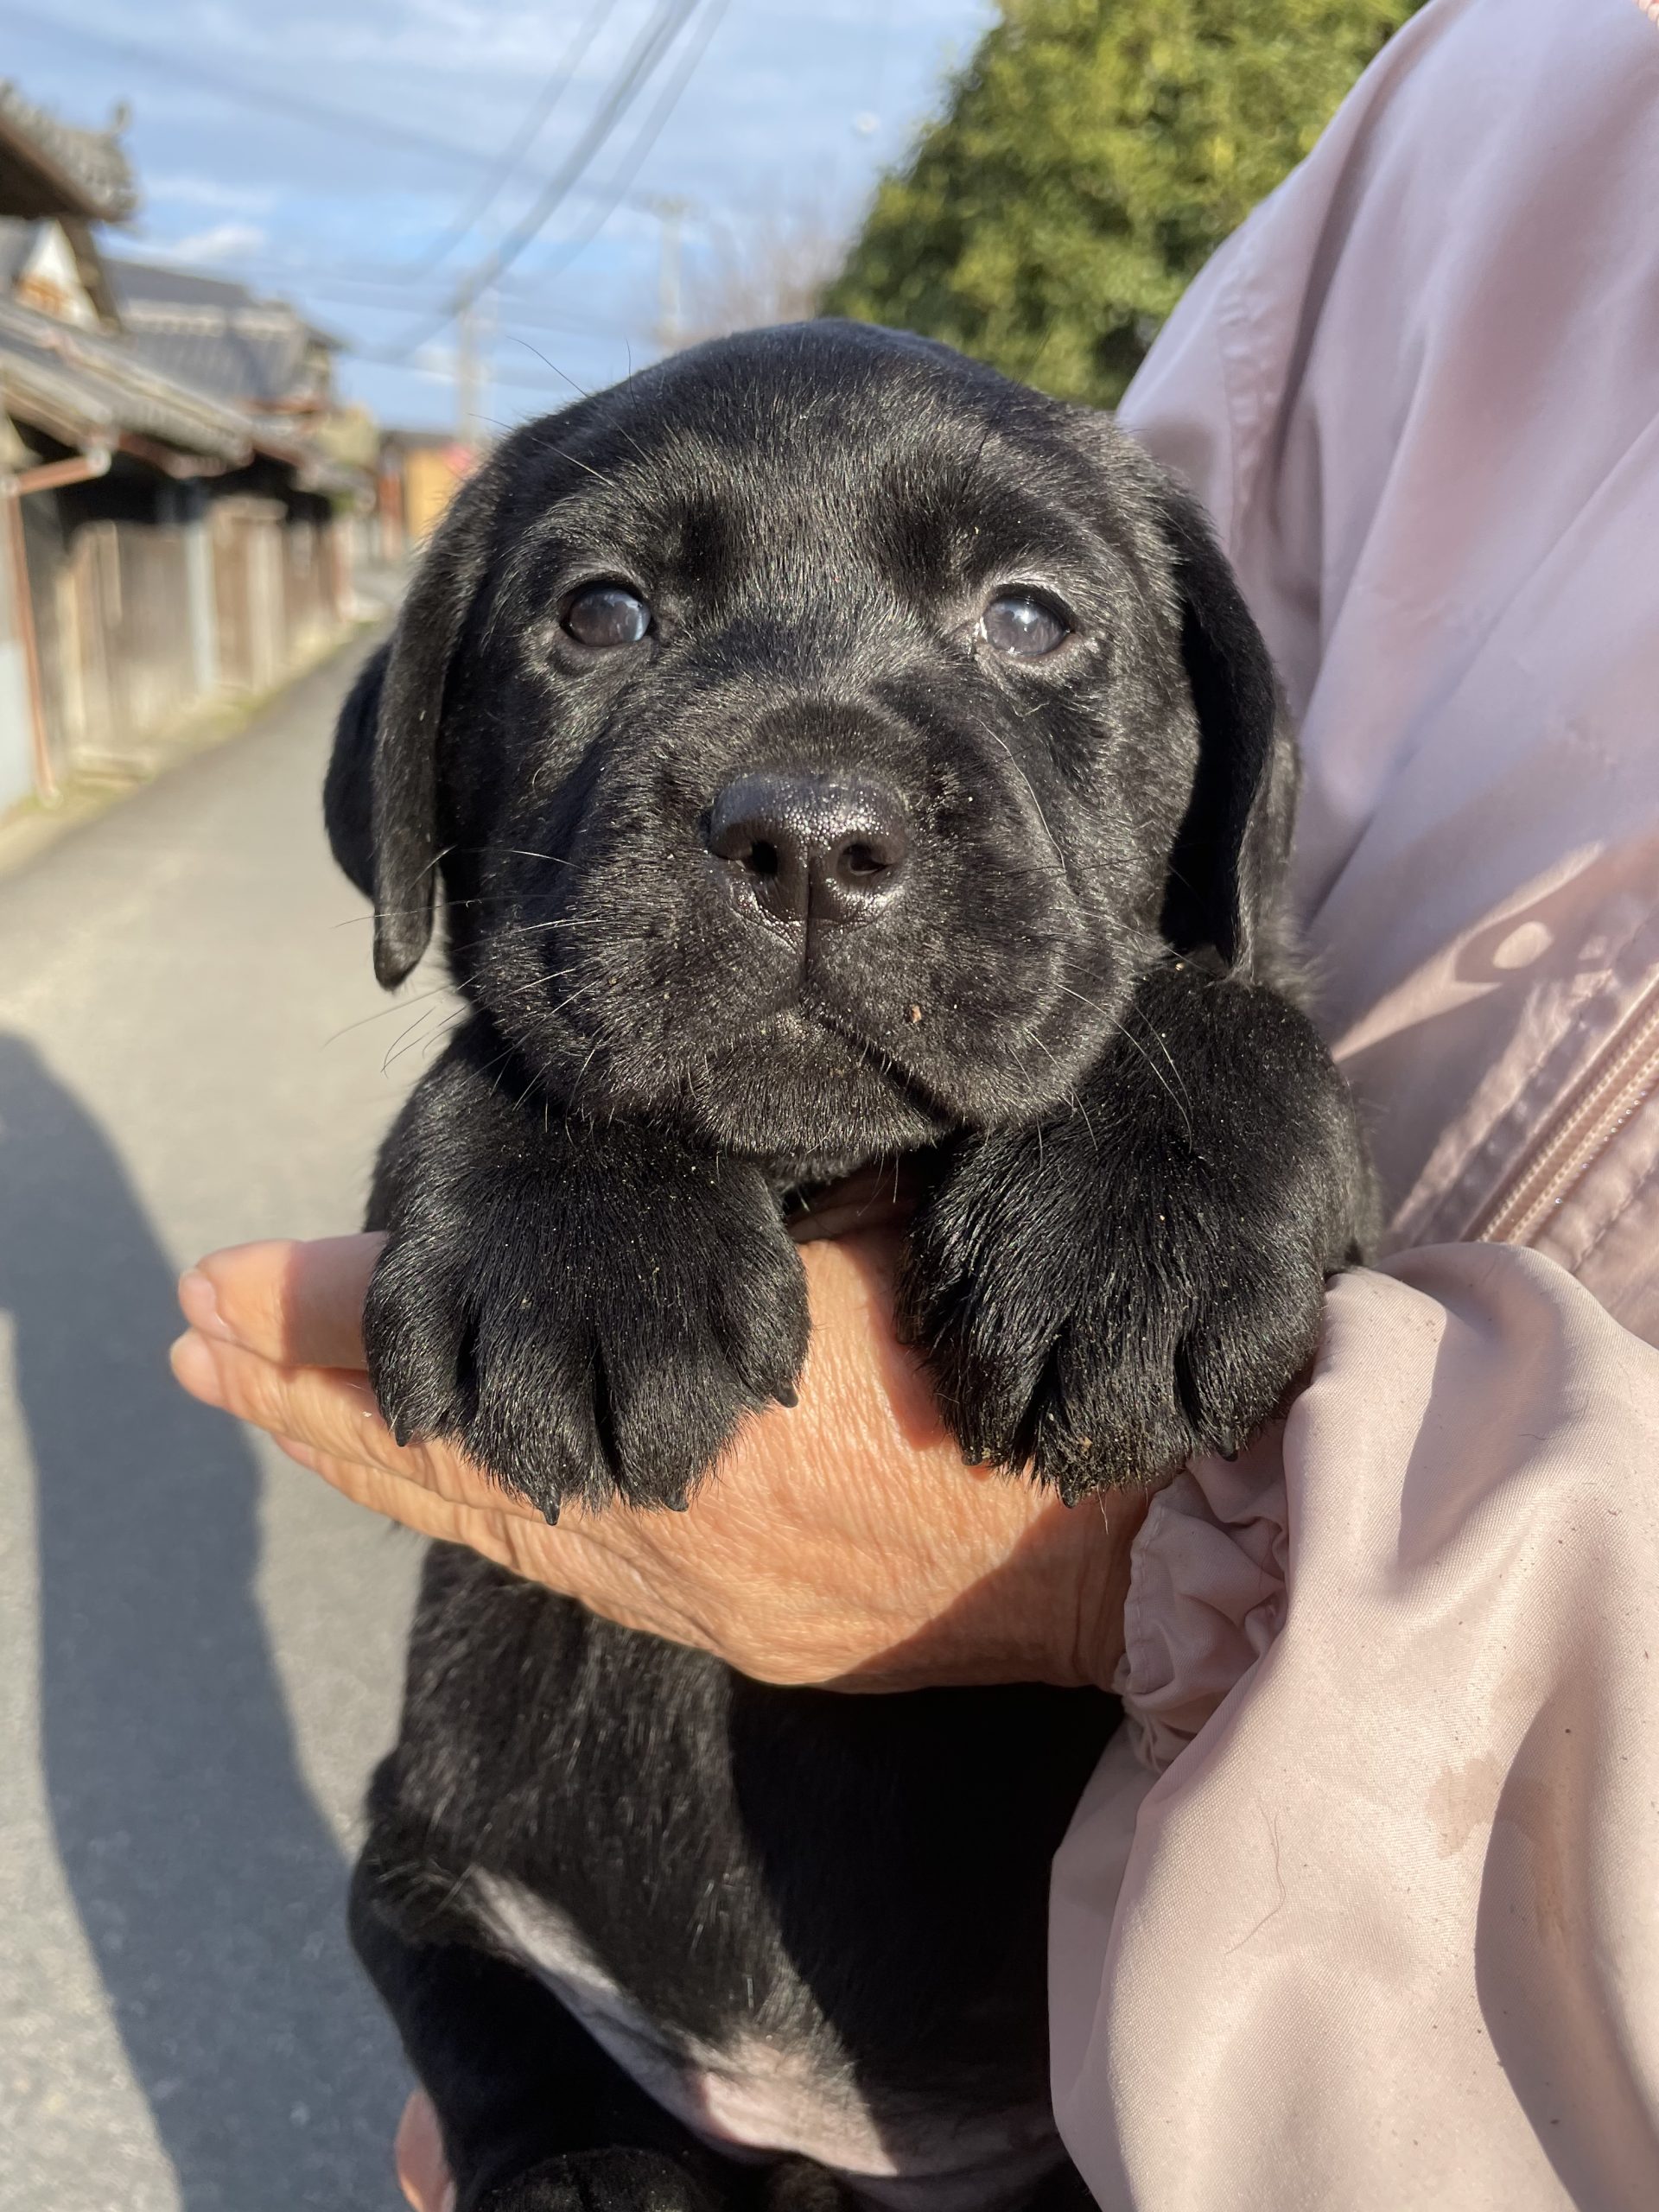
[375,428,473,563]
[0,80,374,822]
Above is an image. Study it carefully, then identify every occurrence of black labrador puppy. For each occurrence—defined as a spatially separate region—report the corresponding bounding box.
[326,322,1372,2212]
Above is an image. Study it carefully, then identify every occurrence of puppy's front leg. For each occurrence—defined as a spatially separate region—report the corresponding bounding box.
[365,1018,809,1518]
[902,962,1375,1498]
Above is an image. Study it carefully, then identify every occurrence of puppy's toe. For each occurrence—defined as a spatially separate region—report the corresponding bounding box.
[364,1238,606,1520]
[461,1322,610,1521]
[589,1330,750,1511]
[1174,1244,1325,1458]
[710,1236,811,1410]
[1021,1328,1200,1500]
[363,1240,471,1446]
[944,1339,1047,1471]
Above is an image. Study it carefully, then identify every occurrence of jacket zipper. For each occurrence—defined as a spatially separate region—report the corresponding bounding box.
[1465,976,1659,1246]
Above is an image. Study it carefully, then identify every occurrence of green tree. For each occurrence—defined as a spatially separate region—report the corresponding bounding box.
[825,0,1422,406]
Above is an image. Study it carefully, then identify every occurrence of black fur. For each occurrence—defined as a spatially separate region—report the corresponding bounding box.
[326,323,1375,2212]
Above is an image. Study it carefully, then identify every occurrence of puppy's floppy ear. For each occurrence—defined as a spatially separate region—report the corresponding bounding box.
[322,461,505,988]
[323,644,387,903]
[1156,485,1296,978]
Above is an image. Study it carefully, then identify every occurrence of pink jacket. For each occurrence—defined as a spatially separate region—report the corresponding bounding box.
[1049,2,1659,2204]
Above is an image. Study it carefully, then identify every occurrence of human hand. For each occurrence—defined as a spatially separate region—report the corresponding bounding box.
[394,2088,448,2212]
[169,1207,1146,1693]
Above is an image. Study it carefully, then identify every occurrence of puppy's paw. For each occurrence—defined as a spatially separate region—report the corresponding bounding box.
[901,1121,1329,1499]
[365,1130,807,1519]
[903,962,1370,1497]
[475,2150,726,2212]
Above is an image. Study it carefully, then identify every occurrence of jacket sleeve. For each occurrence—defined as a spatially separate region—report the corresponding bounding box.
[1051,1244,1659,2212]
[1054,3,1659,2202]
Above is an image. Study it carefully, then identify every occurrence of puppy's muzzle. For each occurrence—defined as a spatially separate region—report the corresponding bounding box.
[707,771,908,929]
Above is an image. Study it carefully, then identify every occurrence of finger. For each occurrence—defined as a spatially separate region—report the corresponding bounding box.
[395,2089,454,2212]
[178,1235,385,1368]
[279,1436,690,1633]
[170,1328,545,1520]
[279,1438,530,1580]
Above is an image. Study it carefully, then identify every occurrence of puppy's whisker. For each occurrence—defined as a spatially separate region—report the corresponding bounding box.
[471,1039,528,1099]
[960,703,1073,883]
[335,893,541,931]
[548,444,613,487]
[414,1014,469,1068]
[511,343,655,474]
[380,1004,438,1074]
[569,1036,607,1105]
[489,916,602,940]
[458,845,576,868]
[385,1005,472,1077]
[402,1005,470,1061]
[509,339,593,403]
[1058,982,1195,1139]
[1124,998,1198,1130]
[1069,1090,1100,1154]
[1024,1024,1112,1154]
[324,983,461,1045]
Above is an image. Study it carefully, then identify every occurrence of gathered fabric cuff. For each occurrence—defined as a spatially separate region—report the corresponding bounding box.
[1113,1452,1289,1775]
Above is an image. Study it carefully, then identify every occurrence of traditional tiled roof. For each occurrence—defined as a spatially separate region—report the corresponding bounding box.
[0,296,251,461]
[0,215,39,290]
[0,81,135,223]
[105,257,337,410]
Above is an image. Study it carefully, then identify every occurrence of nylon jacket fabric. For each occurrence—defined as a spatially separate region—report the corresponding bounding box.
[1049,3,1659,2202]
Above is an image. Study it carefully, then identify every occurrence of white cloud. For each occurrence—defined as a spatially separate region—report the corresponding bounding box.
[147,175,278,215]
[408,340,462,380]
[144,222,269,264]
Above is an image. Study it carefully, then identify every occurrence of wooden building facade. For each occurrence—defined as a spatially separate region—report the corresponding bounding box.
[0,84,366,818]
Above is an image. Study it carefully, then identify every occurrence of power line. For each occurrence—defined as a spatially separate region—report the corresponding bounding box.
[508,0,732,304]
[116,240,651,311]
[149,255,636,338]
[392,0,613,278]
[370,0,709,363]
[16,0,731,387]
[413,0,732,400]
[0,1,654,215]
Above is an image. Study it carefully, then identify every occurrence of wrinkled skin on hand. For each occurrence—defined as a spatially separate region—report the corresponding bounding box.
[171,1208,1147,1695]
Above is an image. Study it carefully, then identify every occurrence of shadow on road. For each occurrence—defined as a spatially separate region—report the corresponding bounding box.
[0,1033,403,2209]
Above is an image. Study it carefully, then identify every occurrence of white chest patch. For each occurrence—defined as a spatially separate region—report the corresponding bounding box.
[470,1874,1060,2212]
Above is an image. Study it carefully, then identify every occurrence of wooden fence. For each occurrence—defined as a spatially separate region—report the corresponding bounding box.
[53,523,195,772]
[24,499,351,784]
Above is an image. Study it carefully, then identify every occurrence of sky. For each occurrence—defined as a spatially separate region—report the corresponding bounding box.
[3,0,996,432]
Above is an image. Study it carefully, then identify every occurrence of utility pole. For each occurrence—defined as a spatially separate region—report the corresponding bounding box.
[649,194,690,355]
[455,293,478,454]
[455,285,490,457]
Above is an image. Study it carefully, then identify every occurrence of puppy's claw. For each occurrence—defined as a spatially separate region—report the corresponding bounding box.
[772,1382,798,1409]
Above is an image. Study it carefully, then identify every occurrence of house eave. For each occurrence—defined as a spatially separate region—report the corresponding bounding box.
[0,298,253,466]
[0,81,137,223]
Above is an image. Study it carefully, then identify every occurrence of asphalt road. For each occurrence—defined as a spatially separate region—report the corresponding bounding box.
[0,638,432,2211]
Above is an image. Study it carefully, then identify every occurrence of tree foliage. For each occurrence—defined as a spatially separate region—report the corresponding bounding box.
[824,0,1423,405]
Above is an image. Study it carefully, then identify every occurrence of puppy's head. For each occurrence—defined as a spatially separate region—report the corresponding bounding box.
[328,322,1291,1166]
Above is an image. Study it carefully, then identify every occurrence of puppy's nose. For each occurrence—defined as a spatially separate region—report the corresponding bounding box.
[707,773,908,926]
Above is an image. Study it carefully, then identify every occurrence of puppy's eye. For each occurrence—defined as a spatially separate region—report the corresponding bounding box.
[562,583,652,648]
[980,593,1068,659]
